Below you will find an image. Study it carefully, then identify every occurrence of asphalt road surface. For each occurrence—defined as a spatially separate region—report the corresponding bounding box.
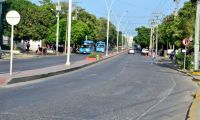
[0,53,198,120]
[0,54,86,73]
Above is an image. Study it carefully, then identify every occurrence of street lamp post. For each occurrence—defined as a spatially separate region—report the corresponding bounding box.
[194,0,200,70]
[115,11,127,53]
[106,11,110,56]
[0,0,3,47]
[66,0,72,65]
[122,32,124,50]
[155,24,158,57]
[121,20,130,51]
[104,0,116,56]
[56,0,61,55]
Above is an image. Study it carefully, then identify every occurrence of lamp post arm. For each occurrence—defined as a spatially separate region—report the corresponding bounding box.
[104,0,117,14]
[104,0,109,13]
[104,0,117,56]
[118,11,128,29]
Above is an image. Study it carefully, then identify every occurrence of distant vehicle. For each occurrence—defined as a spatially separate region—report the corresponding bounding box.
[79,40,95,54]
[133,44,141,50]
[141,48,149,55]
[167,49,174,55]
[96,41,105,53]
[128,48,135,54]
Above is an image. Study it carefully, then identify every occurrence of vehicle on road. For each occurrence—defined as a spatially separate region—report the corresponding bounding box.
[141,48,149,56]
[96,41,105,53]
[79,40,95,54]
[128,48,135,54]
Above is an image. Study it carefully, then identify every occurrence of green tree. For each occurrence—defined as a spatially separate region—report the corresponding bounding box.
[47,18,66,44]
[77,8,97,40]
[94,18,107,41]
[3,0,56,41]
[71,21,90,44]
[47,19,89,45]
[134,26,150,48]
[3,0,40,40]
[3,0,119,48]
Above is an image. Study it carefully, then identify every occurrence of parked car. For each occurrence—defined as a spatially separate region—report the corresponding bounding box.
[141,48,149,56]
[128,48,135,54]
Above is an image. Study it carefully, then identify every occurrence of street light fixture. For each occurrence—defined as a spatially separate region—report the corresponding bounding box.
[104,0,116,56]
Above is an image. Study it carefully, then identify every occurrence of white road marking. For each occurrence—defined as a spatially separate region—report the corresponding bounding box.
[135,75,177,120]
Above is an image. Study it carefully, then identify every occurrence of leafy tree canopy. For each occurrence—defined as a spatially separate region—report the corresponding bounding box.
[134,26,150,48]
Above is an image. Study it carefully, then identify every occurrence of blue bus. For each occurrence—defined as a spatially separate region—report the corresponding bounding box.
[79,40,95,54]
[96,41,105,53]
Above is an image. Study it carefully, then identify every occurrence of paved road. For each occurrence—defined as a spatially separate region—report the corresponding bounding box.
[0,54,86,73]
[0,54,197,120]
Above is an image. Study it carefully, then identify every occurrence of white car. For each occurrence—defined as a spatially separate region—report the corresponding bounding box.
[128,49,135,54]
[141,48,149,55]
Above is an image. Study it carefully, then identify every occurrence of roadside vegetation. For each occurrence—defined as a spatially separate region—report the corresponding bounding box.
[2,0,123,49]
[134,1,196,70]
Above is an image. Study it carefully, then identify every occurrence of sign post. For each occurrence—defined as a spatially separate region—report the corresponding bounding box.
[182,38,190,70]
[6,10,20,75]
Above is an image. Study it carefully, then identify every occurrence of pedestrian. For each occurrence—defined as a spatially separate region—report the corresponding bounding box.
[36,44,40,54]
[26,41,30,53]
[151,50,156,64]
[169,51,174,61]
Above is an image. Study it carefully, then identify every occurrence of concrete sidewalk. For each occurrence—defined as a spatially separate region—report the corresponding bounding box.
[0,51,124,86]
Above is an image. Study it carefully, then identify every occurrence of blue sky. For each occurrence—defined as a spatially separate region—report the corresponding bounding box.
[32,0,189,37]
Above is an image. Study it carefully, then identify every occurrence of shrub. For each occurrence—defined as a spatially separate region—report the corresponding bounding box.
[88,52,101,59]
[175,52,193,70]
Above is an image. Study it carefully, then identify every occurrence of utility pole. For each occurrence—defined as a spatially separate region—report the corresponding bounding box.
[149,18,156,56]
[156,24,158,57]
[0,0,3,47]
[73,1,80,20]
[194,0,200,70]
[152,27,155,51]
[149,27,153,53]
[152,13,160,57]
[56,0,61,55]
[173,0,180,16]
[122,33,124,50]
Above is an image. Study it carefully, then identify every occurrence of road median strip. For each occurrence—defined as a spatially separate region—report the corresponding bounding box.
[0,51,126,86]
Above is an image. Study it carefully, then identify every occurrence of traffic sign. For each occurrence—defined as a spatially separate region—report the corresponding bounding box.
[5,10,20,75]
[182,38,190,46]
[6,10,20,26]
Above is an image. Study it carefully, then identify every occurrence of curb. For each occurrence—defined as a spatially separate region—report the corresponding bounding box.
[4,51,125,85]
[187,91,200,120]
[7,61,96,85]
